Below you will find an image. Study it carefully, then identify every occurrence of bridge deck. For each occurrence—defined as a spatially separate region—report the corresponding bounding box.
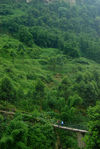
[53,125,88,133]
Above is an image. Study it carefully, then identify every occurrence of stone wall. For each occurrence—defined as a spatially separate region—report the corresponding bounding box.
[77,132,86,149]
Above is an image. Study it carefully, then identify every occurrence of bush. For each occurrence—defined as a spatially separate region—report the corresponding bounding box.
[0,77,16,102]
[19,26,33,46]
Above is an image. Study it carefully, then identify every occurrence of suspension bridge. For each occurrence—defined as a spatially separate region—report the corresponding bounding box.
[0,110,88,149]
[53,124,88,149]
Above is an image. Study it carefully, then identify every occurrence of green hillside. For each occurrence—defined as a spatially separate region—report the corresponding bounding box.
[0,0,100,148]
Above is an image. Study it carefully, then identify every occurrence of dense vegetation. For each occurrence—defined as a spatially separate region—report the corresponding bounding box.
[0,0,100,148]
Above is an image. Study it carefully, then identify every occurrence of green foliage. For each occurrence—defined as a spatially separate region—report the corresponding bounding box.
[0,116,55,149]
[18,26,33,46]
[64,42,80,58]
[1,0,100,148]
[28,123,55,149]
[33,79,45,101]
[0,77,16,102]
[0,136,14,149]
[30,27,63,49]
[0,4,13,15]
[2,0,100,61]
[0,115,29,149]
[57,129,78,149]
[58,77,71,100]
[60,105,76,123]
[85,102,100,149]
[0,115,4,122]
[45,89,58,110]
[73,71,100,106]
[67,94,83,107]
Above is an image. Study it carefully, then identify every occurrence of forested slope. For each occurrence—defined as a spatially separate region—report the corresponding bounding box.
[0,0,100,148]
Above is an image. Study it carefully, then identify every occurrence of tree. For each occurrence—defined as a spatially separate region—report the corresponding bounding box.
[32,79,45,104]
[46,89,58,110]
[0,77,16,102]
[85,101,100,149]
[19,26,33,46]
[28,123,55,149]
[0,118,29,149]
[67,94,83,107]
[57,77,71,100]
[60,105,76,123]
[64,42,80,58]
[73,75,99,106]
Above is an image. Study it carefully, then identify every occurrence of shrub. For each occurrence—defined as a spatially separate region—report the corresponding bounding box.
[0,77,16,102]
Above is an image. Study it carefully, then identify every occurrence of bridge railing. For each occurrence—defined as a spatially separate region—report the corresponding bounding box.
[54,121,88,131]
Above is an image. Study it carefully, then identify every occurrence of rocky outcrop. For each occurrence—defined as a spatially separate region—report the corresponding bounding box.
[26,0,32,3]
[44,0,76,5]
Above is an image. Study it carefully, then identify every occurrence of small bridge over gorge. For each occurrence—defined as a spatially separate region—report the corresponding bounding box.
[0,110,88,149]
[53,124,88,149]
